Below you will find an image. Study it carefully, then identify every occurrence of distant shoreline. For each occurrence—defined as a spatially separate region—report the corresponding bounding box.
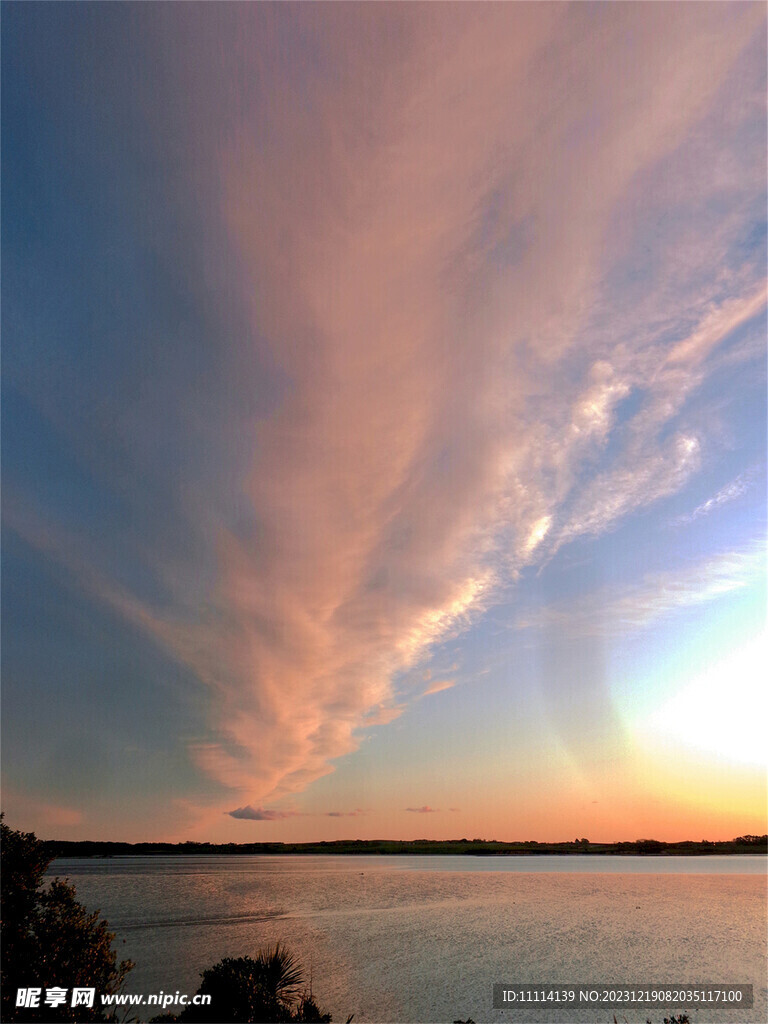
[45,836,767,858]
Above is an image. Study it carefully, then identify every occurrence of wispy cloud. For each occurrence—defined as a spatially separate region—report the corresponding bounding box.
[671,469,760,526]
[191,4,764,810]
[518,542,766,639]
[406,806,438,814]
[421,679,456,698]
[542,280,766,557]
[8,5,764,822]
[2,786,84,830]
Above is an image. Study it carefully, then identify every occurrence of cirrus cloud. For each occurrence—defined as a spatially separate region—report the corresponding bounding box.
[7,5,764,832]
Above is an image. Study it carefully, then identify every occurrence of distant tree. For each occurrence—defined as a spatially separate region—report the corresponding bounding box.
[0,816,133,1022]
[636,839,664,854]
[733,834,768,847]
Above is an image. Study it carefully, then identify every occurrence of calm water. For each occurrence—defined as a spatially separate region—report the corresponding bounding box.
[48,855,767,1023]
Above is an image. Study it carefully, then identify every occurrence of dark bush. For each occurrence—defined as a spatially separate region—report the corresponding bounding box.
[169,946,334,1023]
[1,816,133,1022]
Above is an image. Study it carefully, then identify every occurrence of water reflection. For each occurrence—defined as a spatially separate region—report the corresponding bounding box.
[47,856,767,1023]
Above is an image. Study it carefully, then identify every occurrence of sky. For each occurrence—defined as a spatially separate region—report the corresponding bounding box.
[2,2,766,844]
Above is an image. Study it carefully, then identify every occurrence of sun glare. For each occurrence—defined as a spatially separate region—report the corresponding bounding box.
[641,633,768,767]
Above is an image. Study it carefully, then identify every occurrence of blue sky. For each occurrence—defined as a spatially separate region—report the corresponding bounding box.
[2,3,765,841]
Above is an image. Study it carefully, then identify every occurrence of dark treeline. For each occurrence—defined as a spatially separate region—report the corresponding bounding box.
[44,835,767,859]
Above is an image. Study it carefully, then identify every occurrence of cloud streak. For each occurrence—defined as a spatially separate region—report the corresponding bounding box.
[421,680,456,698]
[8,5,764,824]
[517,542,766,640]
[191,5,764,809]
[671,469,760,526]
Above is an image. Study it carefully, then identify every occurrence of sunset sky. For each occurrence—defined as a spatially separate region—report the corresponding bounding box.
[3,3,766,844]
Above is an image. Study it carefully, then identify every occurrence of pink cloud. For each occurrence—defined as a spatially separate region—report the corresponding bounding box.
[1,786,84,832]
[13,6,762,827]
[200,5,762,810]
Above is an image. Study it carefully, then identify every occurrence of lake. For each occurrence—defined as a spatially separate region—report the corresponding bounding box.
[48,855,767,1023]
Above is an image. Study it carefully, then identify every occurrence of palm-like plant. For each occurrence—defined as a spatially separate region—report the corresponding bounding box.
[253,944,304,1005]
[173,944,335,1022]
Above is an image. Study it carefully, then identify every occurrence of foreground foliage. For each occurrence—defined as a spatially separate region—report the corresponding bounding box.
[151,946,338,1023]
[0,817,134,1022]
